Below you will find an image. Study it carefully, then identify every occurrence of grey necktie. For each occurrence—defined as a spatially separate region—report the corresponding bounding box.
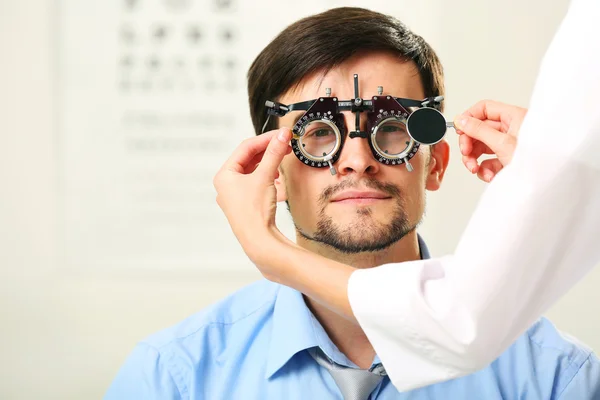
[309,347,386,400]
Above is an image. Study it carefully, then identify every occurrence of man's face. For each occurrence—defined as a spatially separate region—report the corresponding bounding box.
[275,51,448,254]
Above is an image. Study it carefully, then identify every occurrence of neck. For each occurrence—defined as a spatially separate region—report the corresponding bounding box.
[299,231,421,368]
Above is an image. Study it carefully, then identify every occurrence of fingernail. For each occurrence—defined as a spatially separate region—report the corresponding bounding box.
[277,127,290,143]
[484,172,493,182]
[454,116,466,130]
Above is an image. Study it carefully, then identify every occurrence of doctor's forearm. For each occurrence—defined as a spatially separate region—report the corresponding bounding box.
[259,229,357,322]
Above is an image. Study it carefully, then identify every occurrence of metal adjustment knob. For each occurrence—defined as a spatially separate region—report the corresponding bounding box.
[323,155,336,175]
[327,160,336,175]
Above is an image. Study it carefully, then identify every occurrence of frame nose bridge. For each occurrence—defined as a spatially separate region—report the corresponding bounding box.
[342,110,370,140]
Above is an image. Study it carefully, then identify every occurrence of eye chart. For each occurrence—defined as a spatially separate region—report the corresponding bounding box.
[58,0,263,272]
[58,0,441,273]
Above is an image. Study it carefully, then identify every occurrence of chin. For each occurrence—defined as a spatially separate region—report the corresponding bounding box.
[338,207,392,224]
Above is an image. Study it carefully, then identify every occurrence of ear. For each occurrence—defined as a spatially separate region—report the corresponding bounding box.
[425,139,450,191]
[274,166,288,202]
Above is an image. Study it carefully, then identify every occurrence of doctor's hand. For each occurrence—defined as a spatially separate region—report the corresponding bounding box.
[453,100,527,182]
[213,128,293,266]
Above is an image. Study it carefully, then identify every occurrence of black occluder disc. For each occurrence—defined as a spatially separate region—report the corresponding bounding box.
[407,108,447,145]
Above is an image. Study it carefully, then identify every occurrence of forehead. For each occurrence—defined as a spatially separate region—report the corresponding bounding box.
[279,51,426,104]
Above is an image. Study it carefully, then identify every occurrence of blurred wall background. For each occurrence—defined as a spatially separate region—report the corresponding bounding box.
[2,0,599,399]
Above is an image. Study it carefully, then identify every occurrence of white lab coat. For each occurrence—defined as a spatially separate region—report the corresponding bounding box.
[347,0,600,392]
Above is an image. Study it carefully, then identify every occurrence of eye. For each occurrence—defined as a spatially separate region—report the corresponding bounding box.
[305,128,334,138]
[379,124,402,133]
[374,119,411,156]
[299,121,339,159]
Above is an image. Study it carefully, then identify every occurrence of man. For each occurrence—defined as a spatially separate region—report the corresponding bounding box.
[106,7,600,399]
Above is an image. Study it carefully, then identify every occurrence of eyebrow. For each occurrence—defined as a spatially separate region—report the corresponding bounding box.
[292,114,303,127]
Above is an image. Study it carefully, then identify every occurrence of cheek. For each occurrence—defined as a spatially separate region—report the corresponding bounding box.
[414,145,430,165]
[285,174,328,231]
[412,146,431,181]
[391,148,429,183]
[382,159,428,207]
[405,168,429,216]
[282,159,325,212]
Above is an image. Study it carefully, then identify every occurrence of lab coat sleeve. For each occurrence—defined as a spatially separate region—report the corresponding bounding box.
[347,0,600,392]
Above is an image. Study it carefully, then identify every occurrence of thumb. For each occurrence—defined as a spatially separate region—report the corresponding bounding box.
[256,127,292,180]
[454,115,506,154]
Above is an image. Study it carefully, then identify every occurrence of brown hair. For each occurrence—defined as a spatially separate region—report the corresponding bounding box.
[247,7,444,135]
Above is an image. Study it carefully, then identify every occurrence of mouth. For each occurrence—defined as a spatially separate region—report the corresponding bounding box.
[330,190,392,205]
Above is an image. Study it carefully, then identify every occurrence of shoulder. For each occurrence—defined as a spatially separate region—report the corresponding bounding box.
[141,279,280,350]
[105,279,281,399]
[494,317,600,398]
[525,317,594,363]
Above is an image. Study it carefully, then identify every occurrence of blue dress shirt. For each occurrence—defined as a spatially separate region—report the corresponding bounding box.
[105,239,600,399]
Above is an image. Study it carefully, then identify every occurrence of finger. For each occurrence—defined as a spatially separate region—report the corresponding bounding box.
[459,133,493,157]
[245,151,265,174]
[462,139,495,173]
[482,119,503,132]
[223,131,276,174]
[462,99,517,125]
[455,119,502,136]
[248,144,293,174]
[246,144,293,174]
[469,140,494,159]
[477,158,504,183]
[458,133,472,155]
[256,128,292,180]
[453,115,507,154]
[462,155,479,174]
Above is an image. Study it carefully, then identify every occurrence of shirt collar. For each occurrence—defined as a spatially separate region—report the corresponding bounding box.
[265,284,319,379]
[265,233,431,379]
[418,233,431,259]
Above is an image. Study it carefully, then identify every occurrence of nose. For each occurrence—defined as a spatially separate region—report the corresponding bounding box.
[336,112,380,176]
